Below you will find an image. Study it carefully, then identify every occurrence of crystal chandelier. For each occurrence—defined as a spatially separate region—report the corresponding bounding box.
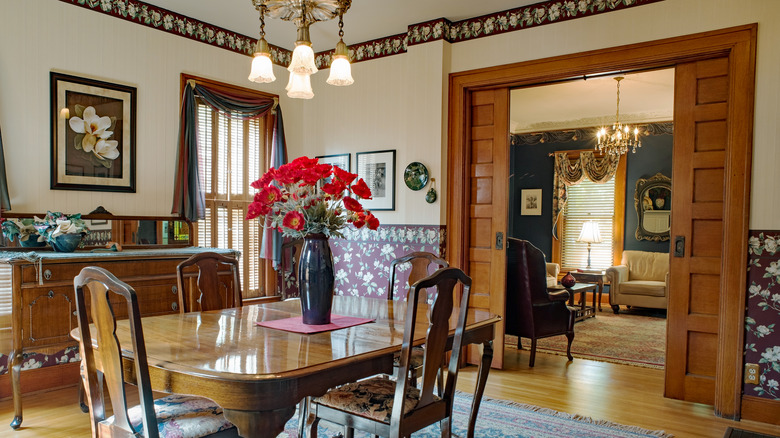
[596,77,641,157]
[248,0,354,99]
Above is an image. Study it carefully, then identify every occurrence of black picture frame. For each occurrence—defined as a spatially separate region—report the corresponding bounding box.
[356,150,395,211]
[316,153,351,172]
[50,72,137,192]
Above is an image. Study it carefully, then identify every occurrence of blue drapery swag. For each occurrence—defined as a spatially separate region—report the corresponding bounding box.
[0,125,11,211]
[171,80,287,266]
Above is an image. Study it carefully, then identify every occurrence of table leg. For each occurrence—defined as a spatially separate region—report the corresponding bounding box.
[10,348,22,429]
[592,284,598,313]
[222,406,296,438]
[468,340,493,438]
[597,278,604,311]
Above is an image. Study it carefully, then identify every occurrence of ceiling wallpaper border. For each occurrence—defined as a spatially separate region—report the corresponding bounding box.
[58,0,664,69]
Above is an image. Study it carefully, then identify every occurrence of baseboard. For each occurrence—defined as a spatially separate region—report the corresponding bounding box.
[0,363,81,400]
[741,395,780,425]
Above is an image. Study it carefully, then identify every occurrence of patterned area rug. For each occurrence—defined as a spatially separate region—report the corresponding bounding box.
[279,391,673,437]
[506,308,667,369]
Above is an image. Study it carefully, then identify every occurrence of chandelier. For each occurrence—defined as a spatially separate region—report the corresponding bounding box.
[596,76,641,157]
[248,0,354,99]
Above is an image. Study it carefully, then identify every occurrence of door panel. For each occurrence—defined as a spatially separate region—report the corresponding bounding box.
[665,57,729,405]
[465,89,508,368]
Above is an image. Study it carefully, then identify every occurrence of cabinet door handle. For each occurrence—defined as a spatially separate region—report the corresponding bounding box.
[171,302,178,311]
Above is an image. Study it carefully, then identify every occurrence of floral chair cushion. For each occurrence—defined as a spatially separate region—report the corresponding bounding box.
[314,376,439,423]
[106,393,235,438]
[392,346,425,368]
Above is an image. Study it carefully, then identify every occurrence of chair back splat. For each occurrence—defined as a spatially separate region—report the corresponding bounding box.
[176,252,242,313]
[74,266,237,438]
[387,251,448,302]
[310,267,471,438]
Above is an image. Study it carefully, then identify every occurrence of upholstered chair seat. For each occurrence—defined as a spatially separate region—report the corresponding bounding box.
[115,394,235,438]
[392,346,425,368]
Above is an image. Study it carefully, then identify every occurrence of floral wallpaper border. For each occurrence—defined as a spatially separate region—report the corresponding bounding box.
[58,0,663,69]
[511,122,673,147]
[746,230,780,400]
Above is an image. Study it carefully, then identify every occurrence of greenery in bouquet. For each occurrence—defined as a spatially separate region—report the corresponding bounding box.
[34,211,90,247]
[246,156,379,239]
[1,218,46,244]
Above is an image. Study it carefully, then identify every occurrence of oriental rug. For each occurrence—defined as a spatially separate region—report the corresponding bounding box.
[279,391,673,437]
[506,309,666,369]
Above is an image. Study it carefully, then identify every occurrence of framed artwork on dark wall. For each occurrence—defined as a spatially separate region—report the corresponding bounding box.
[50,72,136,192]
[316,153,351,172]
[520,188,542,215]
[356,150,395,211]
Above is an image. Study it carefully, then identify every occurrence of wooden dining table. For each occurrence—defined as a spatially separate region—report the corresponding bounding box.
[71,296,499,437]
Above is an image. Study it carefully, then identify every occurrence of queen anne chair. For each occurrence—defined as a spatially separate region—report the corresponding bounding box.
[73,266,238,438]
[387,252,448,392]
[308,267,472,438]
[176,252,243,313]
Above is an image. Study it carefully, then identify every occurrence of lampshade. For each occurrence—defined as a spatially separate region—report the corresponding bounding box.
[326,40,353,86]
[286,71,314,99]
[577,220,602,244]
[248,38,276,83]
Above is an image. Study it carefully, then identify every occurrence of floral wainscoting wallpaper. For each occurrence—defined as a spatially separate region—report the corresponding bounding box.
[746,230,780,400]
[278,224,446,300]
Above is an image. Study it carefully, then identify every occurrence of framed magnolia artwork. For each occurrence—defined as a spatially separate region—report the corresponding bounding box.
[50,72,136,192]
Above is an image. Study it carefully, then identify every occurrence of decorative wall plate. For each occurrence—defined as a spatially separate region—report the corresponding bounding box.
[403,162,429,191]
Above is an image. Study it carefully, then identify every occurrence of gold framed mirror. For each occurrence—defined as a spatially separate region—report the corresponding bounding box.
[634,173,671,241]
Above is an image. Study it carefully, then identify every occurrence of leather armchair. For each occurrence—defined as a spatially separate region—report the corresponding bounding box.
[606,250,669,314]
[505,238,575,367]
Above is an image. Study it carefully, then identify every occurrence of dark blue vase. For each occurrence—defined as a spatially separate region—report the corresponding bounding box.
[297,233,335,325]
[50,233,84,252]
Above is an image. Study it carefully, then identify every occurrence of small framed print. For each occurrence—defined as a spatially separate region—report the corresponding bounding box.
[316,153,351,172]
[51,72,136,192]
[356,150,395,211]
[521,189,542,216]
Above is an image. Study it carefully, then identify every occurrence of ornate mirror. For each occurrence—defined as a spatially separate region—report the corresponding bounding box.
[634,173,671,241]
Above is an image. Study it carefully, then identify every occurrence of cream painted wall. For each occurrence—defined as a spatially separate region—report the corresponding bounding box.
[0,0,302,216]
[449,0,780,229]
[297,41,448,226]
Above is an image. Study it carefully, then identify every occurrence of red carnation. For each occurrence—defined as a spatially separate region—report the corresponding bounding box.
[352,211,366,229]
[342,196,363,212]
[322,180,347,195]
[283,211,305,231]
[301,169,323,185]
[291,156,319,169]
[333,166,358,185]
[246,202,263,220]
[366,212,380,230]
[251,169,276,189]
[351,179,372,199]
[259,186,282,205]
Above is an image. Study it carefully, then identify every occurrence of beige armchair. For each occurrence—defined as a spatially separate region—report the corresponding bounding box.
[606,250,669,314]
[546,262,560,288]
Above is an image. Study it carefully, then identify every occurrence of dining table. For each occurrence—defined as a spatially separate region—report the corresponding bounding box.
[71,295,500,437]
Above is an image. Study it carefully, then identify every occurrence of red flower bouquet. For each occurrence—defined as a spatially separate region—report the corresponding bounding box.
[246,156,379,238]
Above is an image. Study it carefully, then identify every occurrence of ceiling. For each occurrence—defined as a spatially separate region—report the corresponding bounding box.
[140,1,674,130]
[144,0,536,50]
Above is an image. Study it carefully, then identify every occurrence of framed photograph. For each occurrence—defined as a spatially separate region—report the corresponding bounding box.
[316,153,351,172]
[356,150,395,211]
[50,72,136,192]
[521,189,542,215]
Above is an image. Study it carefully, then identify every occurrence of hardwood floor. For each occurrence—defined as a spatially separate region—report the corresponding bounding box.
[1,349,779,437]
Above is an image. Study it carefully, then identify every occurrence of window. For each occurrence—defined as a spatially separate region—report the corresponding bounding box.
[561,176,616,270]
[195,99,267,298]
[553,152,625,272]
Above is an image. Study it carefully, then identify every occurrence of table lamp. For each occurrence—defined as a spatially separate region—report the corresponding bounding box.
[576,220,602,269]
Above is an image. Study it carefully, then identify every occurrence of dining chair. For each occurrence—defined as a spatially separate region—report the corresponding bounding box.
[387,251,448,394]
[176,252,242,313]
[308,267,472,438]
[73,266,238,438]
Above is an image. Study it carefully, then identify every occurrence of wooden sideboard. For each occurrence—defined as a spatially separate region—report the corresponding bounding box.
[1,247,238,429]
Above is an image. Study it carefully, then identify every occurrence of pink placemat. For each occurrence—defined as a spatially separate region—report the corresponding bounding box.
[255,314,374,334]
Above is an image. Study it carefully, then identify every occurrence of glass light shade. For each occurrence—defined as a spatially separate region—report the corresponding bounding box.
[577,220,602,244]
[248,53,276,83]
[286,72,314,99]
[288,43,318,75]
[326,56,354,86]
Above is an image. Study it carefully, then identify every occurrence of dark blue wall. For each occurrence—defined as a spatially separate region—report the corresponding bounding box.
[508,130,673,261]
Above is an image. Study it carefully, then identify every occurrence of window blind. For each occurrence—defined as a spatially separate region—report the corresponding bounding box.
[561,176,616,271]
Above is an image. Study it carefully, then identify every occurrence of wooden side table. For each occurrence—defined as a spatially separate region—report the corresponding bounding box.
[550,282,597,322]
[570,270,608,311]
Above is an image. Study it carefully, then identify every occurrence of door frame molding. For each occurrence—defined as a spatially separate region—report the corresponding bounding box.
[447,24,756,418]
